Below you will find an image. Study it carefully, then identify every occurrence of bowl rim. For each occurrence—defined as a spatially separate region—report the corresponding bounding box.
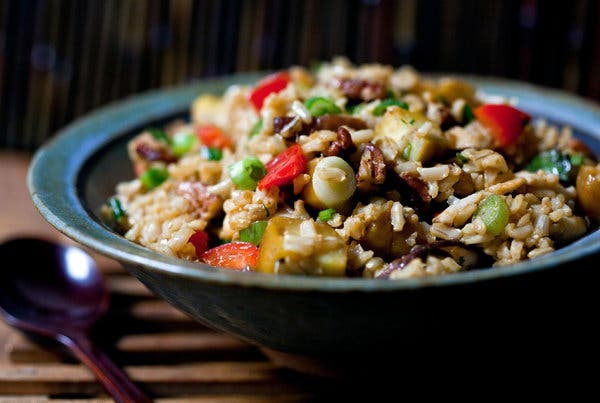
[28,72,600,292]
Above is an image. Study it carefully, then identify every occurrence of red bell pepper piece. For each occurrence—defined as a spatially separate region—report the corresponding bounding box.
[201,242,259,270]
[188,230,209,257]
[249,72,290,111]
[196,124,233,149]
[257,144,307,190]
[474,104,531,147]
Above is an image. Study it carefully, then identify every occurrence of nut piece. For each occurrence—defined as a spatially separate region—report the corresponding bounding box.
[335,78,387,101]
[399,172,431,203]
[177,181,223,221]
[356,143,386,192]
[326,127,356,157]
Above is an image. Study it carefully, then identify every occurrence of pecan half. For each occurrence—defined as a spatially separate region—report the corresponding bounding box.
[177,181,223,221]
[273,116,295,134]
[399,172,431,203]
[335,78,387,101]
[130,132,175,163]
[313,114,367,131]
[376,240,461,279]
[326,126,356,157]
[356,143,386,192]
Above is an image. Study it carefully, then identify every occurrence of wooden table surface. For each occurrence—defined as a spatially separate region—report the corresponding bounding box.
[0,152,344,402]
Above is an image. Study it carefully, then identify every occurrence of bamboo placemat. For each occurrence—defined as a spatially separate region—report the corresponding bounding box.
[0,152,339,402]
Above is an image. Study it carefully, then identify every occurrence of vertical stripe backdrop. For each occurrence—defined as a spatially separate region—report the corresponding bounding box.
[0,0,598,150]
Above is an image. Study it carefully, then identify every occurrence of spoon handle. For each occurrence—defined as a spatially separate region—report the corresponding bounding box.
[59,333,152,403]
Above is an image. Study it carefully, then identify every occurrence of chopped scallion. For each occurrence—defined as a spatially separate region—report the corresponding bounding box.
[304,97,341,117]
[526,149,572,182]
[108,197,125,220]
[475,194,509,236]
[456,152,469,164]
[569,153,584,167]
[140,166,169,190]
[317,208,336,222]
[402,143,412,160]
[250,119,263,137]
[170,131,196,158]
[147,128,170,144]
[372,98,409,116]
[229,157,266,190]
[239,221,268,246]
[463,105,475,124]
[346,103,364,115]
[201,146,223,161]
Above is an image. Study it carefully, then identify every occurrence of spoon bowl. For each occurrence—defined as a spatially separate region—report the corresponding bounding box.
[0,238,107,332]
[0,237,151,403]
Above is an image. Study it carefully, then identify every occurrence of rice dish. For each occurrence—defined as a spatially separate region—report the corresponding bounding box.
[103,58,600,279]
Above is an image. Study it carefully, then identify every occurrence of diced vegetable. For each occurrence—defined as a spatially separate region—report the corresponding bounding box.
[200,146,223,161]
[526,149,573,182]
[474,104,530,147]
[201,242,259,270]
[570,154,584,167]
[106,197,128,232]
[170,131,196,158]
[192,94,223,124]
[108,197,125,221]
[374,107,447,162]
[258,144,307,190]
[196,124,233,149]
[435,78,476,104]
[462,104,475,124]
[229,157,266,190]
[304,97,341,117]
[147,127,170,144]
[188,230,209,257]
[408,136,445,162]
[249,119,263,137]
[576,165,600,220]
[317,208,336,222]
[402,143,412,160]
[239,221,268,246]
[140,166,169,190]
[372,98,408,116]
[346,103,364,115]
[256,216,347,276]
[475,194,509,236]
[249,72,290,111]
[310,156,356,208]
[455,152,469,164]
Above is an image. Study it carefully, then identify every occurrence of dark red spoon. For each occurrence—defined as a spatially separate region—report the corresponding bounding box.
[0,238,152,403]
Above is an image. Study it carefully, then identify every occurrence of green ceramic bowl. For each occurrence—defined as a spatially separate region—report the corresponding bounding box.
[28,74,600,373]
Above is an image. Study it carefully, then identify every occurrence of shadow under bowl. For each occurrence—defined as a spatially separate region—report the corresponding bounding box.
[28,73,600,376]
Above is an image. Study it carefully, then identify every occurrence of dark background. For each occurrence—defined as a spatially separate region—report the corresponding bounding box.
[1,0,599,150]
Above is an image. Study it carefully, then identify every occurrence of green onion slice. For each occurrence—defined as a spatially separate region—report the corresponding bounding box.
[402,143,412,160]
[569,153,584,167]
[201,146,223,161]
[526,149,572,182]
[239,221,268,246]
[372,98,409,116]
[229,157,266,190]
[476,194,509,236]
[317,208,336,222]
[171,131,196,158]
[147,128,170,144]
[250,120,263,138]
[456,152,469,164]
[304,97,341,117]
[463,105,475,124]
[140,166,169,190]
[108,197,125,220]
